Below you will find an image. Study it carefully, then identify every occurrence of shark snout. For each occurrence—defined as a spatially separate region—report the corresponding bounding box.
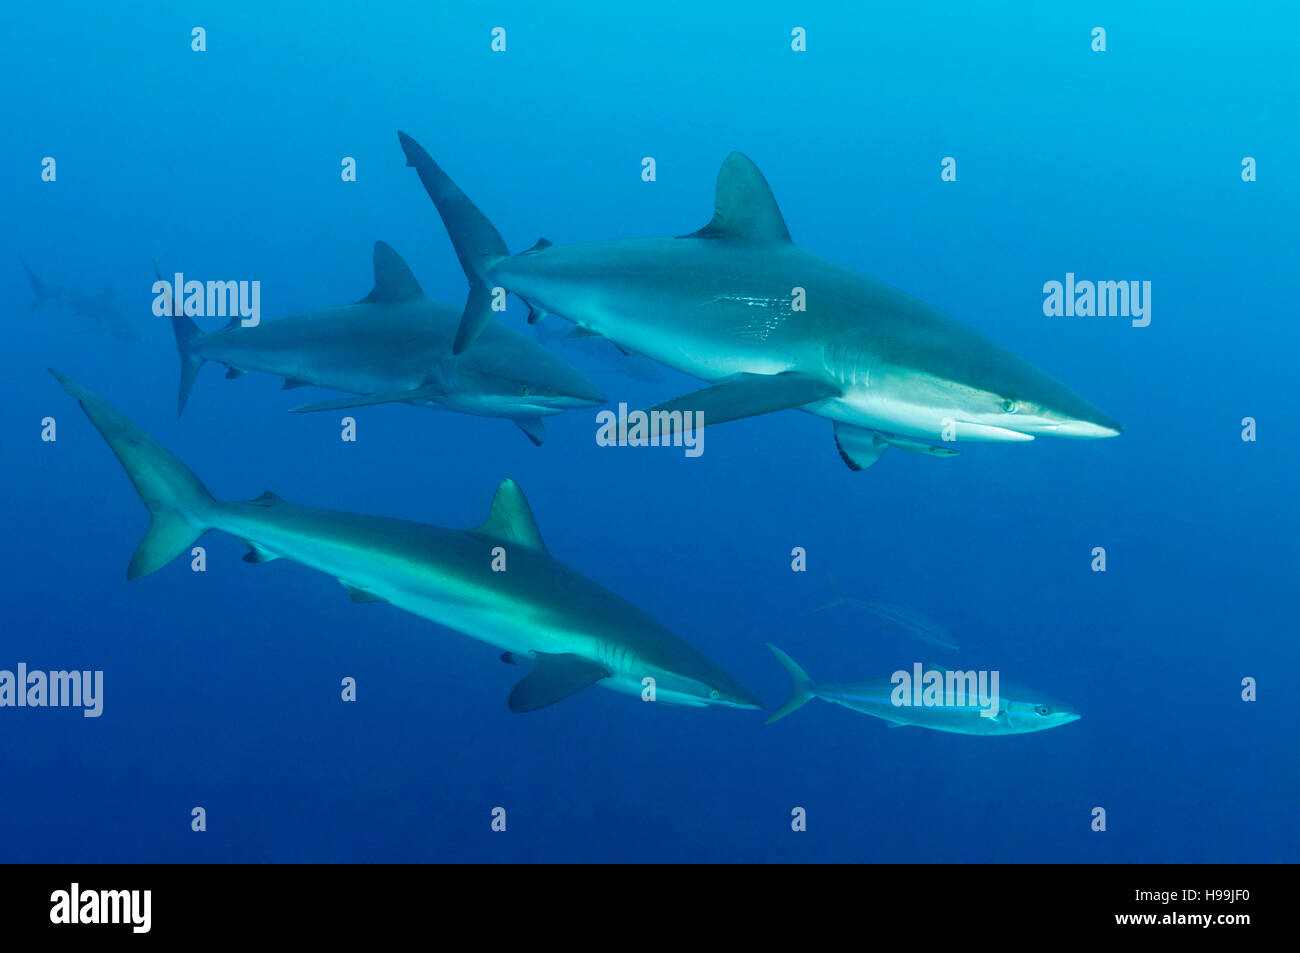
[1033,405,1123,439]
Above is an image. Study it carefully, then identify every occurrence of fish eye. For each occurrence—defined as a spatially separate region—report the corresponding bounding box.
[709,688,720,699]
[1034,705,1049,716]
[1002,398,1019,414]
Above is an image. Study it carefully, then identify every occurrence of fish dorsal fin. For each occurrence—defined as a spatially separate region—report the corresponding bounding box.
[476,479,547,551]
[683,152,791,243]
[524,237,553,253]
[362,241,424,304]
[247,490,284,506]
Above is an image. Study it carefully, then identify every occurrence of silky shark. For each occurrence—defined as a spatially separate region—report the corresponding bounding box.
[398,132,1121,469]
[50,371,760,713]
[23,261,141,342]
[168,242,606,445]
[766,645,1080,736]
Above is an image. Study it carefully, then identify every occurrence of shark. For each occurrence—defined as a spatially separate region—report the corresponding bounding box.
[167,242,607,445]
[533,317,666,384]
[765,645,1080,735]
[23,261,141,342]
[49,370,761,713]
[397,132,1122,469]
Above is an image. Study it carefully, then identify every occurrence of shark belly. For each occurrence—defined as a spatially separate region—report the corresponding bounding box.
[213,503,579,658]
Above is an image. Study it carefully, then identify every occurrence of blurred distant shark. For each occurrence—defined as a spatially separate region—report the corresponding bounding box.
[815,571,958,652]
[22,261,141,342]
[765,645,1080,735]
[49,370,762,714]
[399,132,1121,470]
[166,242,606,445]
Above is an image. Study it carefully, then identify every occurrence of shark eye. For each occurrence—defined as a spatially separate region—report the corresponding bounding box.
[709,689,720,699]
[1002,398,1020,414]
[1034,705,1049,716]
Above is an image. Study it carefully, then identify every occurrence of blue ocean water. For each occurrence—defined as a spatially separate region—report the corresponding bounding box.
[1,1,1296,863]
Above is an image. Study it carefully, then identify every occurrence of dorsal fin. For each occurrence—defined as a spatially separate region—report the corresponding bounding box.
[524,237,553,253]
[361,241,424,304]
[476,479,546,551]
[247,490,284,506]
[682,153,791,243]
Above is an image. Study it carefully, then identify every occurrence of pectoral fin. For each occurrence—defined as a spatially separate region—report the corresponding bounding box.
[833,422,890,470]
[645,372,838,433]
[513,417,546,446]
[507,654,609,712]
[834,422,961,470]
[288,385,445,414]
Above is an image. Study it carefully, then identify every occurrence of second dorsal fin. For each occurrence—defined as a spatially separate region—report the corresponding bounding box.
[475,479,546,551]
[682,152,791,243]
[361,241,424,304]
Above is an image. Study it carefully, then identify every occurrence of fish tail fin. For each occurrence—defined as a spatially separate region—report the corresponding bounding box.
[157,259,206,415]
[397,131,509,355]
[765,643,816,724]
[812,570,847,611]
[22,260,53,309]
[49,369,217,580]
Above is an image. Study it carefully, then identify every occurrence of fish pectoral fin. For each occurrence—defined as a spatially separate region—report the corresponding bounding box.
[340,581,386,604]
[288,384,445,414]
[507,653,609,712]
[513,417,546,446]
[833,421,890,471]
[224,366,246,380]
[646,372,839,433]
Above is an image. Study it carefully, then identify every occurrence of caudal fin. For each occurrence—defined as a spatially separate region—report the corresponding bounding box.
[156,259,206,415]
[49,370,216,579]
[765,643,816,724]
[22,260,54,310]
[813,570,848,612]
[397,131,509,355]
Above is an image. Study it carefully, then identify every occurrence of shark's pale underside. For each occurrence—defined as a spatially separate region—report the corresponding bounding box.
[50,371,760,713]
[398,132,1121,469]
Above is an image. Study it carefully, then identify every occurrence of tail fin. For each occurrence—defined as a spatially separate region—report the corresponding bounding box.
[49,369,216,580]
[22,260,54,310]
[156,259,206,415]
[813,570,848,612]
[765,643,816,724]
[397,131,509,355]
